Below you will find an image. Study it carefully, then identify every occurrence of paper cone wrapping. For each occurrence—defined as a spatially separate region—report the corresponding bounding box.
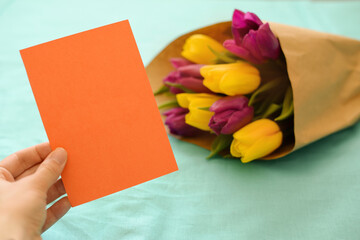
[146,21,360,159]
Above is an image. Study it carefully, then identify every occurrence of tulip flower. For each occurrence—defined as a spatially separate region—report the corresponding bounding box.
[209,96,254,135]
[163,71,183,94]
[177,64,203,78]
[163,61,212,94]
[223,10,280,64]
[176,93,222,131]
[164,107,204,137]
[181,34,227,64]
[230,119,283,163]
[232,9,262,44]
[200,62,260,96]
[170,58,193,68]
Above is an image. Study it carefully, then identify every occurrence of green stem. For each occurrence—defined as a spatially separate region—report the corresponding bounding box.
[207,134,233,159]
[248,78,282,106]
[165,82,194,93]
[208,46,237,63]
[275,86,294,121]
[154,85,169,96]
[158,100,180,110]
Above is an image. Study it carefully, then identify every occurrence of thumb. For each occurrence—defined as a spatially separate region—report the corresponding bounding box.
[32,148,67,192]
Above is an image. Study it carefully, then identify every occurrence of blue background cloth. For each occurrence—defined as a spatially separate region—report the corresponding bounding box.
[1,1,360,239]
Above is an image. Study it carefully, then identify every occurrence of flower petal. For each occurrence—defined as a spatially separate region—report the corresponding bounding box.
[232,10,262,44]
[178,77,212,93]
[163,71,180,84]
[256,23,280,60]
[178,64,204,78]
[170,58,193,68]
[185,97,220,131]
[164,107,203,137]
[176,93,221,108]
[244,12,263,29]
[163,107,189,117]
[209,114,228,135]
[186,109,214,131]
[209,96,249,113]
[181,34,226,64]
[201,62,259,94]
[233,119,281,144]
[241,131,282,163]
[230,138,250,158]
[219,70,261,95]
[223,39,252,61]
[242,30,265,64]
[221,107,253,134]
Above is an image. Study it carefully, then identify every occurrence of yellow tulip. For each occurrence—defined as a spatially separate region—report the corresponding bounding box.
[181,34,227,64]
[230,119,283,163]
[176,93,221,131]
[176,93,218,108]
[200,62,260,96]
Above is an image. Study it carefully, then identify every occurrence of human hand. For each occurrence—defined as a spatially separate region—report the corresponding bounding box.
[0,143,71,239]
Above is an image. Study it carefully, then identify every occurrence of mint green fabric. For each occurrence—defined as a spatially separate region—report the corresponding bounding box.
[1,1,360,239]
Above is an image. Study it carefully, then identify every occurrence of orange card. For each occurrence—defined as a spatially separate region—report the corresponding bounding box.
[20,20,178,207]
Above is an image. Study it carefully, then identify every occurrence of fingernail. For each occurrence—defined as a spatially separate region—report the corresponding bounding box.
[51,147,67,165]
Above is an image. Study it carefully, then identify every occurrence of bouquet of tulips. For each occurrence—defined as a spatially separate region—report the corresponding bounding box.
[148,9,360,163]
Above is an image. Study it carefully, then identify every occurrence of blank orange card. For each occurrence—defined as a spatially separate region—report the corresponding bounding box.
[20,20,178,207]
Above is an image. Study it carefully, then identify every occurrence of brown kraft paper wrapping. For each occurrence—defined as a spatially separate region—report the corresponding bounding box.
[146,21,360,159]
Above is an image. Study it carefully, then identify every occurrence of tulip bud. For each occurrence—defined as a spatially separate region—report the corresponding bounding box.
[224,9,280,64]
[170,58,193,68]
[230,119,283,163]
[232,9,262,44]
[181,34,227,64]
[164,107,203,137]
[163,60,212,94]
[176,93,222,131]
[209,96,254,135]
[178,64,204,78]
[200,62,260,96]
[163,70,183,94]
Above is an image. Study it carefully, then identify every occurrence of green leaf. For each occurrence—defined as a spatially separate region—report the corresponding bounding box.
[253,92,278,117]
[208,46,237,63]
[225,51,239,59]
[207,134,233,159]
[223,154,237,159]
[158,100,180,110]
[154,85,169,96]
[164,91,175,97]
[248,78,282,106]
[262,103,281,118]
[275,86,294,121]
[164,82,195,93]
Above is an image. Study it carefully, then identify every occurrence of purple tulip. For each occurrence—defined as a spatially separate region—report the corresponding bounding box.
[170,58,193,68]
[224,10,280,64]
[177,77,212,93]
[177,64,203,78]
[164,107,203,136]
[163,58,212,94]
[232,9,262,44]
[163,71,183,94]
[209,96,254,135]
